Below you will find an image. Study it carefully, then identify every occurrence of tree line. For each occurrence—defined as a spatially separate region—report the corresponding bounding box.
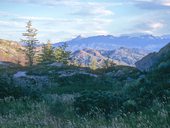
[21,20,70,66]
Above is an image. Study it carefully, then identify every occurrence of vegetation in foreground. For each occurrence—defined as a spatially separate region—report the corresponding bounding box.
[0,57,169,128]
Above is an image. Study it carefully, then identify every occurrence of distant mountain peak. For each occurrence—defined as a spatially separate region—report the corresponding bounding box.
[72,35,84,41]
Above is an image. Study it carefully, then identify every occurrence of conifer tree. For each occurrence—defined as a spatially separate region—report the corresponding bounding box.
[39,40,55,63]
[22,20,39,66]
[54,43,71,64]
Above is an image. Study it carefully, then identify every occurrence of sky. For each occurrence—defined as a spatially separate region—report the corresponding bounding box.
[0,0,170,43]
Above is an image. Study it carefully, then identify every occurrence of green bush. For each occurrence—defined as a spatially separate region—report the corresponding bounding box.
[0,76,42,100]
[74,91,123,118]
[0,76,24,99]
[122,100,137,113]
[0,97,33,115]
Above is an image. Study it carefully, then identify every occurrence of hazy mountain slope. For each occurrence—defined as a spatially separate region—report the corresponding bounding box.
[71,47,149,67]
[0,39,26,65]
[135,42,170,71]
[102,47,148,66]
[54,34,170,51]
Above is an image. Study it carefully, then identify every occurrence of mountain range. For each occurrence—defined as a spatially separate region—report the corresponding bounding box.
[0,34,170,67]
[71,47,149,67]
[54,34,170,51]
[54,34,170,67]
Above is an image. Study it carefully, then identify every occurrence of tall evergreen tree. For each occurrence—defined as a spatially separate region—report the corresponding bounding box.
[39,40,55,63]
[21,20,39,66]
[54,43,71,64]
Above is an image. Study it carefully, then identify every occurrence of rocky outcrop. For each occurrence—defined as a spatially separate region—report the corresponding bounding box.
[135,43,170,71]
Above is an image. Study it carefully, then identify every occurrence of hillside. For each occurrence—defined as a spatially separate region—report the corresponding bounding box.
[0,39,26,65]
[135,42,170,71]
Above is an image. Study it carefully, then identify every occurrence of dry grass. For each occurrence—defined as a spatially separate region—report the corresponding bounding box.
[0,97,169,128]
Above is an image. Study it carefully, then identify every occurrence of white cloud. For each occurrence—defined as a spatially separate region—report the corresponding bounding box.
[17,16,56,21]
[71,2,114,17]
[135,0,170,9]
[161,0,170,6]
[3,0,114,17]
[2,0,82,7]
[149,22,164,30]
[132,21,165,35]
[0,20,24,28]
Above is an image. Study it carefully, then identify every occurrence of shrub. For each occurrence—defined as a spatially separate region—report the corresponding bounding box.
[74,91,123,118]
[0,76,42,100]
[0,76,24,99]
[122,100,137,113]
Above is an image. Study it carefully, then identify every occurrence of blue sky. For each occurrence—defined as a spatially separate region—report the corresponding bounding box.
[0,0,170,43]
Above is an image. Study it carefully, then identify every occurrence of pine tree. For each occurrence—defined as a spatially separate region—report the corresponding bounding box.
[54,43,71,64]
[39,40,55,63]
[21,20,39,66]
